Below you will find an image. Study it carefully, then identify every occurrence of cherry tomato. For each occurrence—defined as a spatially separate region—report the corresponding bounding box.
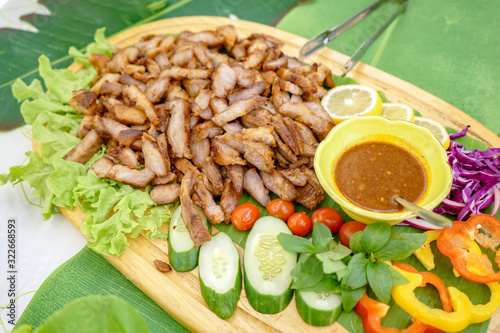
[266,199,295,221]
[231,203,260,231]
[287,212,312,236]
[311,207,343,233]
[339,221,366,248]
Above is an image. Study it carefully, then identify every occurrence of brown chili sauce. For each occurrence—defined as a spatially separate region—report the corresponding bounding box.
[334,141,427,212]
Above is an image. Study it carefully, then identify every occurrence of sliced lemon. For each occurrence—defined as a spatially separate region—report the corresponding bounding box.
[321,84,383,124]
[413,116,450,150]
[381,103,415,122]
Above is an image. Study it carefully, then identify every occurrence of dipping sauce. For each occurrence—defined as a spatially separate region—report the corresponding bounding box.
[334,141,426,212]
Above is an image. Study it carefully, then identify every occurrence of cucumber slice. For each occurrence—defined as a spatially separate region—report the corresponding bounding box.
[168,205,208,272]
[243,216,297,314]
[199,232,241,319]
[295,290,343,326]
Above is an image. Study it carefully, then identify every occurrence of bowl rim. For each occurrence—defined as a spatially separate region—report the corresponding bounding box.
[314,115,453,223]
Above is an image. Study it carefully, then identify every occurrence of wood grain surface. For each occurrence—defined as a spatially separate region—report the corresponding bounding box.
[62,16,500,333]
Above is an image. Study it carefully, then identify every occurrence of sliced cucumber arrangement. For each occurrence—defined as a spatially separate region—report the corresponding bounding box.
[295,290,343,326]
[168,205,209,272]
[199,231,242,319]
[243,216,297,314]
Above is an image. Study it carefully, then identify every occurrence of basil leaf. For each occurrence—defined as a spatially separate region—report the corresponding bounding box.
[277,233,315,253]
[341,286,366,312]
[291,254,324,289]
[373,240,408,261]
[312,221,333,252]
[299,275,341,292]
[388,265,409,286]
[336,267,349,281]
[341,253,369,289]
[316,252,348,274]
[366,261,392,304]
[389,232,427,260]
[361,222,391,252]
[349,231,365,254]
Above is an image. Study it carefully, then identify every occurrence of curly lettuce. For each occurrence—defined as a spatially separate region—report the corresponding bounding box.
[1,29,174,256]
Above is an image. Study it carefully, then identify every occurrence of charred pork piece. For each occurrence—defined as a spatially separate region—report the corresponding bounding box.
[65,129,103,164]
[91,156,155,188]
[179,169,211,247]
[243,168,270,207]
[69,90,98,115]
[150,183,181,204]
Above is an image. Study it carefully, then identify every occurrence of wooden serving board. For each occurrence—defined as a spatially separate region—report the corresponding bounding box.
[61,16,500,332]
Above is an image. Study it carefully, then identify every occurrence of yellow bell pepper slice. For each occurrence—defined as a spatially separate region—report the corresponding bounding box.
[392,266,500,332]
[413,230,441,271]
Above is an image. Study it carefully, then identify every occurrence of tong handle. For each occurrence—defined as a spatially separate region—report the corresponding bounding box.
[343,0,411,74]
[299,0,385,60]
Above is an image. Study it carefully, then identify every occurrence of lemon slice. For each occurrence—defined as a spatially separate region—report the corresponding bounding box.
[381,103,414,122]
[413,116,450,150]
[321,84,382,124]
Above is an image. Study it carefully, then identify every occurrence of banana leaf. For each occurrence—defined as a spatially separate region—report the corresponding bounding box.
[0,0,300,129]
[215,121,497,333]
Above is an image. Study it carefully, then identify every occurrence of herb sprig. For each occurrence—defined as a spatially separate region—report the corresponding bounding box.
[278,221,426,311]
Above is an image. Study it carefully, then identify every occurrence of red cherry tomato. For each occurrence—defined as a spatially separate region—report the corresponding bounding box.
[339,221,366,248]
[266,199,295,221]
[311,207,343,233]
[287,212,312,236]
[231,203,260,231]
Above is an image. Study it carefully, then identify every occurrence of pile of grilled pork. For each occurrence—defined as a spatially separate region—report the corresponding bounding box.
[65,25,335,246]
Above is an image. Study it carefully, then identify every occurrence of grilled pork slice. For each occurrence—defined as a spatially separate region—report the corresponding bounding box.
[278,102,334,140]
[150,183,181,204]
[277,166,308,186]
[212,140,246,166]
[243,168,270,207]
[200,157,224,196]
[216,25,237,51]
[114,105,148,125]
[212,62,237,99]
[220,179,240,224]
[179,170,211,247]
[94,116,130,142]
[225,164,244,196]
[194,178,225,224]
[260,170,299,202]
[295,168,325,210]
[91,156,155,188]
[117,147,139,169]
[142,134,169,177]
[124,85,161,126]
[69,90,97,115]
[211,96,266,126]
[167,99,193,159]
[65,129,102,164]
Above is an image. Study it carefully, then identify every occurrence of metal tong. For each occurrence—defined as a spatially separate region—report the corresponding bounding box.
[299,0,410,75]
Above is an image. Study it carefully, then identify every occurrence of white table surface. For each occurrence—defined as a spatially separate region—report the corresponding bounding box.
[0,127,86,331]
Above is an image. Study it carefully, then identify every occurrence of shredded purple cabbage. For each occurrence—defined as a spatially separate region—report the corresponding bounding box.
[433,126,500,220]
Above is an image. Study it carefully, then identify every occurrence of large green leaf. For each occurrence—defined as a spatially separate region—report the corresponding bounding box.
[0,0,301,129]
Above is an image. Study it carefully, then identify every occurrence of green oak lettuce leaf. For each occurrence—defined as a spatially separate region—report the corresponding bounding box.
[75,171,174,256]
[69,27,115,68]
[11,295,149,333]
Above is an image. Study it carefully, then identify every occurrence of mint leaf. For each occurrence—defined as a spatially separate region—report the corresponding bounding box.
[361,222,391,252]
[366,261,392,304]
[341,253,369,289]
[277,233,315,253]
[312,221,333,252]
[349,231,365,254]
[373,240,408,261]
[341,286,366,312]
[388,265,409,286]
[291,254,324,289]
